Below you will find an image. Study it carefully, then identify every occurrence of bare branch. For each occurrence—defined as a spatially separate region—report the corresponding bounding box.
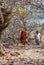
[27,1,44,11]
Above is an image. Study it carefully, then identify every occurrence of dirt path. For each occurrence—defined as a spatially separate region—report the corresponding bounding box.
[0,44,44,65]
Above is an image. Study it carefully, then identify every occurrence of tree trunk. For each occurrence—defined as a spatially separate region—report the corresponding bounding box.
[0,7,4,23]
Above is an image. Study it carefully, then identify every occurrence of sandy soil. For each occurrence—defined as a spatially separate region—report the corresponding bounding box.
[0,44,44,65]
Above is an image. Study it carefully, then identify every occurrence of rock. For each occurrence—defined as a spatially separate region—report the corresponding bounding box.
[0,43,6,55]
[10,51,20,56]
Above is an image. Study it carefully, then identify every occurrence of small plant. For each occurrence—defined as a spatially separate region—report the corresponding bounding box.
[18,7,27,14]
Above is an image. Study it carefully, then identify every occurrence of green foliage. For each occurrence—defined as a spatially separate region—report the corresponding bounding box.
[40,24,44,34]
[18,7,27,14]
[41,24,44,29]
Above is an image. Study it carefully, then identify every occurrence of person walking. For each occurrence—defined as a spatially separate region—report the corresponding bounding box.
[20,31,28,46]
[35,31,41,45]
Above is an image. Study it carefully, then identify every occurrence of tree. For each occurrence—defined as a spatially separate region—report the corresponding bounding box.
[0,3,11,39]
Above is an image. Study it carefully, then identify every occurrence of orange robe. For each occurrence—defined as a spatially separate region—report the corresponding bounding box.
[20,31,28,45]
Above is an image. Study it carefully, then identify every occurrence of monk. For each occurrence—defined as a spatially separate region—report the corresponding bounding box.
[20,31,28,45]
